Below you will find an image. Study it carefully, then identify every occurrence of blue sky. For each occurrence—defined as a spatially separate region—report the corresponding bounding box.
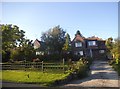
[1,2,118,41]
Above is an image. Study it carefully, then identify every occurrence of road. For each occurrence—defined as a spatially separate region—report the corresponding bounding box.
[63,60,119,87]
[1,81,43,88]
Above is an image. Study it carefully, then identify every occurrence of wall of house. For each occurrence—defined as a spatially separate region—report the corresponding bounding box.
[71,38,107,60]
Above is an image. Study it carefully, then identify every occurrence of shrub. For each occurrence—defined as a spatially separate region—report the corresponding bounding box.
[108,59,116,65]
[68,59,88,79]
[113,64,120,76]
[76,59,88,78]
[36,54,62,62]
[109,58,120,76]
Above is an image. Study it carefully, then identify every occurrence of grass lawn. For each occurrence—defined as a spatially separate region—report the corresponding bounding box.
[0,70,69,86]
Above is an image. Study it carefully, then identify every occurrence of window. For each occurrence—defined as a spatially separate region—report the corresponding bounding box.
[75,42,82,47]
[34,46,38,49]
[79,51,83,55]
[88,41,96,46]
[99,50,105,53]
[74,51,83,56]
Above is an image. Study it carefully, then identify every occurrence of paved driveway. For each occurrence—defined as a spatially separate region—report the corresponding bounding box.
[63,60,119,87]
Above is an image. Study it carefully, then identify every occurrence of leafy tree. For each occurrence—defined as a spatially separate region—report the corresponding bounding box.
[41,25,66,55]
[1,24,35,62]
[1,24,23,62]
[106,37,113,52]
[105,37,114,59]
[112,38,120,61]
[10,39,36,61]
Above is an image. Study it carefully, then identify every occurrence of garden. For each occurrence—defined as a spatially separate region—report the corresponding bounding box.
[1,57,92,86]
[106,37,120,76]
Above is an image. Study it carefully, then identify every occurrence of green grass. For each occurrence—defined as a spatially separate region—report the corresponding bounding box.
[0,70,69,86]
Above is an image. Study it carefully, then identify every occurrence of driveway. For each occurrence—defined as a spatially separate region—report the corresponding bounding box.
[63,60,119,87]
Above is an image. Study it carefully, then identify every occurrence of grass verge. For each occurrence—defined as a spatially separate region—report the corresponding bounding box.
[0,70,69,86]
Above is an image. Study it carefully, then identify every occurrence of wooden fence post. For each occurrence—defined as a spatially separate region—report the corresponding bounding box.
[42,61,44,72]
[63,58,65,73]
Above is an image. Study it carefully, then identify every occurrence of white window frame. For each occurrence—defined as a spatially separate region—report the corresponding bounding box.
[99,50,105,53]
[75,42,82,47]
[88,41,96,46]
[79,51,83,56]
[74,51,83,56]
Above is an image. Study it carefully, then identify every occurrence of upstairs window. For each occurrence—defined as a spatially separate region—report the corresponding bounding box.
[75,42,82,47]
[88,41,96,46]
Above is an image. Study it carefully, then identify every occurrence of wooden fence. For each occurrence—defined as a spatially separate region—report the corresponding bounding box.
[1,59,68,72]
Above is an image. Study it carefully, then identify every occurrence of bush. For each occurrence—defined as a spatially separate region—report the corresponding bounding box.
[68,59,88,79]
[37,54,62,62]
[109,58,120,76]
[76,59,88,78]
[108,59,116,65]
[113,64,120,76]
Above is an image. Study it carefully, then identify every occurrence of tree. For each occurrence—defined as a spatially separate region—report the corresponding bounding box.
[62,33,71,51]
[41,25,66,55]
[105,37,114,59]
[62,33,72,60]
[1,24,23,62]
[112,38,120,60]
[10,39,36,61]
[106,37,120,64]
[106,37,113,52]
[1,24,35,62]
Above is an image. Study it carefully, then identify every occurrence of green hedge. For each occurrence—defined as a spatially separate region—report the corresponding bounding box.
[109,59,120,76]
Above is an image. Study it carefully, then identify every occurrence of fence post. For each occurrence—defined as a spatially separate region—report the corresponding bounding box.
[42,61,44,72]
[63,58,65,73]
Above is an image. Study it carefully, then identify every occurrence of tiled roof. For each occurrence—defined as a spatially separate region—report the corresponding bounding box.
[72,34,85,42]
[85,36,105,41]
[35,39,41,43]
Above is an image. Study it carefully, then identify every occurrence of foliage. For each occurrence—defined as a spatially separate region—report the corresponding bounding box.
[62,33,71,51]
[112,38,120,60]
[113,64,120,76]
[107,37,120,75]
[1,70,69,86]
[41,25,66,55]
[105,37,113,59]
[36,54,62,62]
[10,39,36,61]
[62,33,72,60]
[68,58,89,78]
[106,37,113,52]
[1,24,36,62]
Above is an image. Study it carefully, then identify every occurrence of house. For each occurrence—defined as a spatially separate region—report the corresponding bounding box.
[34,30,107,60]
[33,39,45,55]
[71,30,107,60]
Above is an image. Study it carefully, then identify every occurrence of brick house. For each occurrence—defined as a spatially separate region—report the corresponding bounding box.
[71,31,107,60]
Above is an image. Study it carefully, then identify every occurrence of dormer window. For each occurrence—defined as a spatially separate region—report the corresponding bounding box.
[88,41,96,46]
[75,42,82,47]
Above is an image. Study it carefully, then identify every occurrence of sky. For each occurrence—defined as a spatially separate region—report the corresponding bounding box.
[1,2,118,41]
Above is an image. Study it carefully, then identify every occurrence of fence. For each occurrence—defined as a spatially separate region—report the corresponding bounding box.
[2,59,68,73]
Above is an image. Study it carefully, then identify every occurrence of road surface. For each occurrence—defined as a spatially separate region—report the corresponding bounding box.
[63,60,119,87]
